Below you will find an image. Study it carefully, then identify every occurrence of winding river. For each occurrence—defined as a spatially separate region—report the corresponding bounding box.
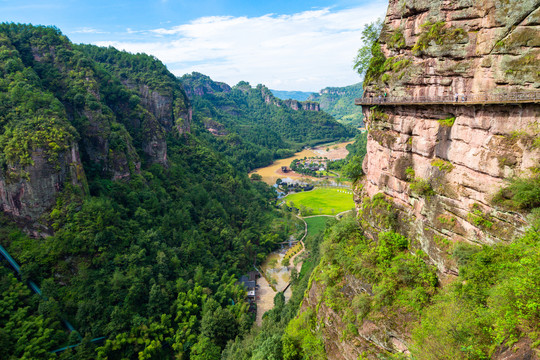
[249,140,353,186]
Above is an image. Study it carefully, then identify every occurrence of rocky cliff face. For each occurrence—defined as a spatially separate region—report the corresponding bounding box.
[302,278,410,360]
[0,145,86,236]
[181,72,232,98]
[370,0,540,97]
[282,99,321,111]
[259,85,321,111]
[0,26,193,232]
[360,0,540,272]
[300,1,540,358]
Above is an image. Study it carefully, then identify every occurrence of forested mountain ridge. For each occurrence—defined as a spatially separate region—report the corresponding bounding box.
[180,72,356,170]
[0,23,305,359]
[182,72,322,112]
[0,24,194,231]
[308,83,364,126]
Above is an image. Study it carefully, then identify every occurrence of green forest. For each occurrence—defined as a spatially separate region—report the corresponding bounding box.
[1,14,539,360]
[181,72,356,171]
[0,23,329,359]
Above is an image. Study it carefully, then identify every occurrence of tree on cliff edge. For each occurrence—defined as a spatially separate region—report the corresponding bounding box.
[353,18,383,78]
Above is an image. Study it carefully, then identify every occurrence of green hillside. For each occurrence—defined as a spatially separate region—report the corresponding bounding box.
[0,24,300,359]
[308,83,364,127]
[181,72,356,171]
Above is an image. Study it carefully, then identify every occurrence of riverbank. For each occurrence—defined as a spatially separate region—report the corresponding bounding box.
[254,212,348,326]
[249,140,353,185]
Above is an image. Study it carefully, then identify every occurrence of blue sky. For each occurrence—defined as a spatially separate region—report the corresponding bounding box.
[0,0,388,91]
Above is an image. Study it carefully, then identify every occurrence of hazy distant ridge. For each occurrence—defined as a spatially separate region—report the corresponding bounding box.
[270,89,314,101]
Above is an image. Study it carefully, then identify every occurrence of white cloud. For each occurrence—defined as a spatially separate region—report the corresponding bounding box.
[95,3,387,91]
[73,27,108,34]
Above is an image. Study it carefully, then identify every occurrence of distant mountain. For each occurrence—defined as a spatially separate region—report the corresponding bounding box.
[180,73,356,170]
[308,83,364,127]
[270,89,314,101]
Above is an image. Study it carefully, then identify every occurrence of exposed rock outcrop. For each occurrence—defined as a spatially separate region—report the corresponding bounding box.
[0,145,86,236]
[302,278,410,360]
[301,0,540,358]
[360,0,540,273]
[282,99,321,111]
[180,72,232,98]
[370,0,540,97]
[259,85,321,111]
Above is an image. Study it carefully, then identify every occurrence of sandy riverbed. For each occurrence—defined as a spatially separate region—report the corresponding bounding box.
[249,141,353,185]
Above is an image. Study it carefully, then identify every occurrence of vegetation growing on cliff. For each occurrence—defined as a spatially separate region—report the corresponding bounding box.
[411,229,540,359]
[494,175,540,211]
[431,159,454,173]
[285,192,540,359]
[411,21,467,55]
[437,116,456,127]
[0,24,306,359]
[340,131,368,182]
[354,19,384,85]
[181,73,356,171]
[282,214,437,358]
[412,21,446,55]
[386,29,406,50]
[314,216,438,314]
[0,26,80,179]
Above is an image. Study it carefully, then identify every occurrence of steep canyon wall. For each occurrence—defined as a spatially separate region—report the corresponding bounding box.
[361,0,540,272]
[303,0,540,358]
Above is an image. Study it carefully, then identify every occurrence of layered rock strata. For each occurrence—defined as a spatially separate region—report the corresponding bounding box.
[360,0,540,272]
[302,0,539,358]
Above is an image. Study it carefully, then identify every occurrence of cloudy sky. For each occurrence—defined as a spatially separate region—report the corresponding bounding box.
[1,0,387,91]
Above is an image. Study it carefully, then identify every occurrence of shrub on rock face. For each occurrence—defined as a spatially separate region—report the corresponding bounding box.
[410,178,435,197]
[437,116,455,127]
[497,176,540,210]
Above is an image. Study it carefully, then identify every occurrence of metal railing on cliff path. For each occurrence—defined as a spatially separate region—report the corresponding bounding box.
[355,92,540,106]
[0,243,105,353]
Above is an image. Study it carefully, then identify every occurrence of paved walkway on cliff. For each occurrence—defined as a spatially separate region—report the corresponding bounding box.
[355,92,540,106]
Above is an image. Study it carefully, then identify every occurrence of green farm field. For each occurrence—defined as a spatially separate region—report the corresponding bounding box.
[285,187,355,215]
[304,216,333,241]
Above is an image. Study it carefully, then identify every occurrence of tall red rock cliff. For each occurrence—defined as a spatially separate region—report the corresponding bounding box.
[300,1,539,359]
[359,0,540,273]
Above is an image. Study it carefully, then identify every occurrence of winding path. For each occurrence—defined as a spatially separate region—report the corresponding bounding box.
[254,209,354,326]
[287,214,307,273]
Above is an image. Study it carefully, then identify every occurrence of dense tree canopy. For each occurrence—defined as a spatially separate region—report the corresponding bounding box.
[0,24,303,359]
[181,73,357,171]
